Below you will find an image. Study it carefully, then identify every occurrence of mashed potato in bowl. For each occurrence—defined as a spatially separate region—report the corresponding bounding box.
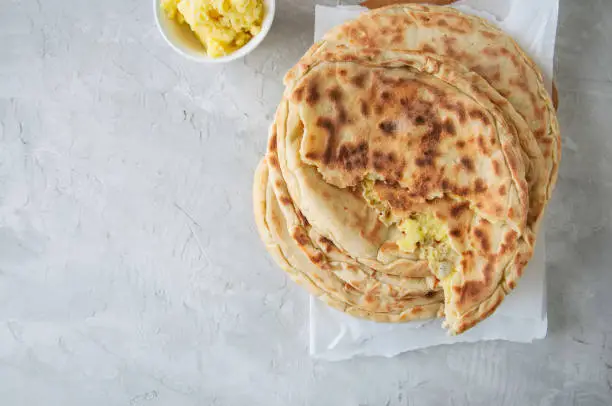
[161,0,264,58]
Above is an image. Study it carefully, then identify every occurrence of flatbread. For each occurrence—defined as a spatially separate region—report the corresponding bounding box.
[254,155,445,322]
[253,5,560,334]
[307,4,560,231]
[261,44,545,333]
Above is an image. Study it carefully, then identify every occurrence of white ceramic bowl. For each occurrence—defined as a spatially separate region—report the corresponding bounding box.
[154,0,276,63]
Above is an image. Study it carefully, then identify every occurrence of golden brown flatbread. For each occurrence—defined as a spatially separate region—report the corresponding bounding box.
[253,5,560,334]
[317,4,560,232]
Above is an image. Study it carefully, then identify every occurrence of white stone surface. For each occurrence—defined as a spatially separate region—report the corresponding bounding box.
[1,0,611,404]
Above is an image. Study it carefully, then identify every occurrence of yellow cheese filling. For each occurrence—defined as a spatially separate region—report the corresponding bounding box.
[162,0,264,58]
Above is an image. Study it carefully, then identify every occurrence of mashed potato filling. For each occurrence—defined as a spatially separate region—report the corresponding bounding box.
[397,214,455,280]
[162,0,264,58]
[362,176,457,283]
[362,175,396,225]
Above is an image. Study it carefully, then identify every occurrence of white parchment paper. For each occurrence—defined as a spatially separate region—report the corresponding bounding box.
[310,0,559,360]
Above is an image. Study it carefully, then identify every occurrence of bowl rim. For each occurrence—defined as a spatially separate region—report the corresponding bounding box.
[153,0,276,63]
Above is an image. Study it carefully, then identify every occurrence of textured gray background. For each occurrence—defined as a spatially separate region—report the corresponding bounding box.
[1,0,611,404]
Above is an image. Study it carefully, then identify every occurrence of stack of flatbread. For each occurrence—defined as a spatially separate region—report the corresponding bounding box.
[253,4,560,334]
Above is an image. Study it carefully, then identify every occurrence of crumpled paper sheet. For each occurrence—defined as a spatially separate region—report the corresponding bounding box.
[310,0,559,360]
